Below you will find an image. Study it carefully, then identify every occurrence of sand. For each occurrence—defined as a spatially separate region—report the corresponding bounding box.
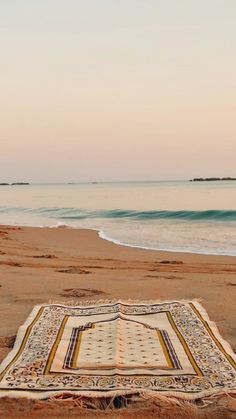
[0,225,236,418]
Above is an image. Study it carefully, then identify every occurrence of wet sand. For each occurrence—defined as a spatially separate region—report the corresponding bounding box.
[0,225,236,418]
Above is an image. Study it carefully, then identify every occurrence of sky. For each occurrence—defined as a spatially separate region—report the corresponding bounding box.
[0,0,236,182]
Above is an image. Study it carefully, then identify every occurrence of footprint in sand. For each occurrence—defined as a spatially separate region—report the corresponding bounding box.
[56,268,91,274]
[144,274,183,280]
[60,288,106,298]
[159,260,183,265]
[33,254,57,259]
[0,336,16,348]
[0,261,22,267]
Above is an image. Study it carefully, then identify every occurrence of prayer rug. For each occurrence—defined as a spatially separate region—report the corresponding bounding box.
[0,300,235,400]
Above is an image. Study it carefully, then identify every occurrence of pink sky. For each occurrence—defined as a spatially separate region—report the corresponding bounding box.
[1,1,236,182]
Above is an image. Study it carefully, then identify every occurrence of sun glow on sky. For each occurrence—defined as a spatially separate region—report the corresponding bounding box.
[1,0,236,182]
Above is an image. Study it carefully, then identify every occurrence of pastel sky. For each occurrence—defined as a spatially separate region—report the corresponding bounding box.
[1,0,236,182]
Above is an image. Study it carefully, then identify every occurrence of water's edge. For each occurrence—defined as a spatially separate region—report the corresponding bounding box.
[1,221,235,257]
[98,230,236,256]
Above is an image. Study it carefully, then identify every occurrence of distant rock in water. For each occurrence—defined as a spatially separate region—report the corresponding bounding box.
[11,182,30,185]
[0,182,30,186]
[190,177,236,182]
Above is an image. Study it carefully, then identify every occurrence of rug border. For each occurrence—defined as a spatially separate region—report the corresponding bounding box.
[0,299,235,400]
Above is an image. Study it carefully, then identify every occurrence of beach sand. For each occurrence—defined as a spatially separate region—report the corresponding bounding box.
[0,225,236,418]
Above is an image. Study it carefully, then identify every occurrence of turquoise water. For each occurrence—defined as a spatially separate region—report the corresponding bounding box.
[0,181,236,255]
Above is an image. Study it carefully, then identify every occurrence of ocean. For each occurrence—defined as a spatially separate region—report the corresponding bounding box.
[0,181,236,255]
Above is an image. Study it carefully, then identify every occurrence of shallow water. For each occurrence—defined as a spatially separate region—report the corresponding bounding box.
[0,181,236,255]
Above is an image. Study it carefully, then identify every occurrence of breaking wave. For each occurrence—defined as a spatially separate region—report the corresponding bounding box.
[0,207,236,222]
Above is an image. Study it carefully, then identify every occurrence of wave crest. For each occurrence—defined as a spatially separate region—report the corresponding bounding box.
[0,206,236,221]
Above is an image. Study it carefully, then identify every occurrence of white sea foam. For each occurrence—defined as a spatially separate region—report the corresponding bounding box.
[98,229,236,256]
[0,181,236,255]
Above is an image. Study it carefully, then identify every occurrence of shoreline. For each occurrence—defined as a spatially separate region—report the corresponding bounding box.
[0,224,236,416]
[2,222,236,260]
[98,229,236,257]
[1,222,236,257]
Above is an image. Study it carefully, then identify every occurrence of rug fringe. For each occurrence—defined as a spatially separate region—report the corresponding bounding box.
[48,390,236,411]
[48,298,202,306]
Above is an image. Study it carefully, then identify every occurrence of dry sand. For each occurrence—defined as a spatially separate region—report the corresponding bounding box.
[0,225,236,418]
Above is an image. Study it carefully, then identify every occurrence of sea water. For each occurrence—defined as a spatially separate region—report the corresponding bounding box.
[0,181,236,255]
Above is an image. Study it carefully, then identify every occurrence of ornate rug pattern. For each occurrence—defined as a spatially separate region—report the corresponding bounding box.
[0,300,235,400]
